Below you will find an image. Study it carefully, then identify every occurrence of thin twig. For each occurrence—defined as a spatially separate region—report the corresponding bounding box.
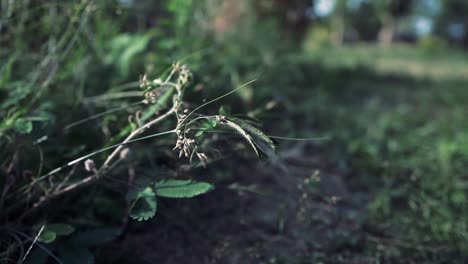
[21,225,45,264]
[102,107,176,167]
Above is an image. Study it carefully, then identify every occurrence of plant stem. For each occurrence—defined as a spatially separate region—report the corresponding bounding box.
[102,107,176,167]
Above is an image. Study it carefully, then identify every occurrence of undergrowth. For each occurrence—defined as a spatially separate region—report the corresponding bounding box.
[0,1,279,262]
[1,58,278,263]
[2,0,468,263]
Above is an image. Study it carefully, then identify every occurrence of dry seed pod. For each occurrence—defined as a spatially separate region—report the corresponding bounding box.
[84,159,96,172]
[120,148,130,160]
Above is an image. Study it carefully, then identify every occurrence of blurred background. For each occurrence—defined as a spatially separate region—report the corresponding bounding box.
[1,0,468,263]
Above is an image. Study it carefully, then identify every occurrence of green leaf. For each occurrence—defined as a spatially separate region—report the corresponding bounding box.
[38,230,56,244]
[13,118,33,134]
[155,180,213,198]
[1,84,31,108]
[195,130,204,137]
[195,118,218,137]
[230,117,276,151]
[0,53,17,86]
[36,223,75,244]
[229,117,277,160]
[219,105,231,116]
[126,186,157,221]
[106,34,151,76]
[221,119,260,157]
[47,224,75,236]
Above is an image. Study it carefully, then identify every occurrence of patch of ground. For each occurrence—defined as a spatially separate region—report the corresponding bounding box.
[117,143,370,263]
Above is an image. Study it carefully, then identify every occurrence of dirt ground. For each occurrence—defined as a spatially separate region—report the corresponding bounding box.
[118,143,371,264]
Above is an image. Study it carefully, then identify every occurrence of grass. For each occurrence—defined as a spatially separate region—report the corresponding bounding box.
[298,44,468,261]
[1,0,468,262]
[313,44,468,80]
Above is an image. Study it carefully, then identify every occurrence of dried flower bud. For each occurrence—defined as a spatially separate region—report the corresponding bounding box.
[197,152,208,167]
[84,159,96,172]
[139,74,149,88]
[120,148,130,160]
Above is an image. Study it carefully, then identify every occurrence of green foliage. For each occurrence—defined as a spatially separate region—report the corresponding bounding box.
[1,0,258,262]
[127,186,157,221]
[125,179,213,221]
[218,105,231,116]
[154,180,213,198]
[36,224,75,244]
[12,118,33,134]
[195,118,217,137]
[105,34,152,77]
[219,116,276,160]
[302,26,332,52]
[37,230,57,244]
[300,44,468,260]
[3,0,468,263]
[230,117,277,153]
[418,36,448,52]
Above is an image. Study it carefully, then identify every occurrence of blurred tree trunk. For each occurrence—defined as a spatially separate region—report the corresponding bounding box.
[331,0,346,46]
[374,0,411,46]
[377,13,395,46]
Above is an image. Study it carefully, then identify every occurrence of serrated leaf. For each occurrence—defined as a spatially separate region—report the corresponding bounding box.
[230,117,277,159]
[38,230,56,243]
[231,118,276,148]
[222,119,260,157]
[126,186,157,221]
[155,180,213,198]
